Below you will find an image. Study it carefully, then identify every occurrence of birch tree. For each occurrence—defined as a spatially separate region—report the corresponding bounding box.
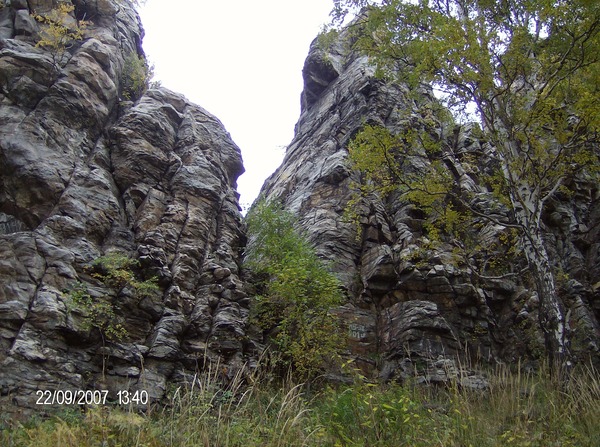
[333,0,600,366]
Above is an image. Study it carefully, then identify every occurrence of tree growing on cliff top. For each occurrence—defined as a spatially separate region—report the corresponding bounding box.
[333,0,600,367]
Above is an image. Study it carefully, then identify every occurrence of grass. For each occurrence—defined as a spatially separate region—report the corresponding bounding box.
[1,361,599,447]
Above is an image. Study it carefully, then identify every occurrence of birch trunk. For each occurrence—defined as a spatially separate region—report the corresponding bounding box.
[513,205,570,366]
[493,126,571,367]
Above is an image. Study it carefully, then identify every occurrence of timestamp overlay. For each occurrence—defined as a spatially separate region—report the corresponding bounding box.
[34,389,149,406]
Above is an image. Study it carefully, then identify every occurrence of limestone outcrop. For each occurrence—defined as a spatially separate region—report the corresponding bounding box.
[258,30,600,382]
[0,0,249,414]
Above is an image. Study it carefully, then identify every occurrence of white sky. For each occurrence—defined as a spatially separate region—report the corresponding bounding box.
[138,0,333,210]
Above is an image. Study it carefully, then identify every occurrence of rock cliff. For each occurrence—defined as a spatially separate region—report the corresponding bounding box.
[0,0,249,413]
[258,30,600,382]
[1,0,599,416]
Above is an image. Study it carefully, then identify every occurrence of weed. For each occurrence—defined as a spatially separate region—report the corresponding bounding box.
[3,361,598,446]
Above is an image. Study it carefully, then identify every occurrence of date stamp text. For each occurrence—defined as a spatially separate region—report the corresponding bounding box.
[35,389,149,406]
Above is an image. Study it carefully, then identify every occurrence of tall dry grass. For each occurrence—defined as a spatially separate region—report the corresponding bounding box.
[1,360,599,446]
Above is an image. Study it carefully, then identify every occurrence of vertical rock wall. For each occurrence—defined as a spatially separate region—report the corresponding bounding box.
[258,30,600,382]
[1,0,598,416]
[0,0,250,414]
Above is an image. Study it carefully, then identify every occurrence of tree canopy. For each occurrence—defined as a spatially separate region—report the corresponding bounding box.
[333,0,600,366]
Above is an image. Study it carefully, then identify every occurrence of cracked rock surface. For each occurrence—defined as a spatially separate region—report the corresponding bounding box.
[1,0,599,415]
[1,0,249,413]
[258,29,600,383]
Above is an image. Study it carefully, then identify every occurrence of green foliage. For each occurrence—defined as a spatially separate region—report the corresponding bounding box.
[347,123,477,249]
[245,199,345,379]
[67,281,127,342]
[316,383,429,445]
[348,122,435,184]
[89,252,158,296]
[119,52,153,101]
[33,4,90,70]
[316,26,341,52]
[66,253,158,343]
[334,0,600,203]
[334,0,600,363]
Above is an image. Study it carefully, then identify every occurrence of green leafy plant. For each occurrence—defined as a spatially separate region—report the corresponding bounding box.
[89,252,158,295]
[66,253,158,344]
[245,199,345,379]
[333,0,600,367]
[119,52,153,101]
[317,382,429,446]
[2,362,600,446]
[67,281,128,342]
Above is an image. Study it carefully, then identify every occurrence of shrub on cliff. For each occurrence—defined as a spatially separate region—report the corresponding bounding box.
[120,52,153,101]
[33,3,89,70]
[66,252,158,345]
[245,199,345,379]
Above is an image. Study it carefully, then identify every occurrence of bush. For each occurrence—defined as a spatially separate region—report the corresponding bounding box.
[119,52,153,101]
[66,252,158,344]
[315,382,429,446]
[33,3,90,70]
[245,199,345,379]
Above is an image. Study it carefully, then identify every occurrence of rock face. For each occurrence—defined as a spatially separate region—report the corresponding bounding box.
[0,0,249,413]
[258,30,600,382]
[1,0,599,416]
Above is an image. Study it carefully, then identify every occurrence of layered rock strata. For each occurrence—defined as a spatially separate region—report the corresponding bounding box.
[258,30,600,383]
[0,0,249,413]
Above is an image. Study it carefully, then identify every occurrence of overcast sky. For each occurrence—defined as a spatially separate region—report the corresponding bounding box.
[138,0,333,210]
